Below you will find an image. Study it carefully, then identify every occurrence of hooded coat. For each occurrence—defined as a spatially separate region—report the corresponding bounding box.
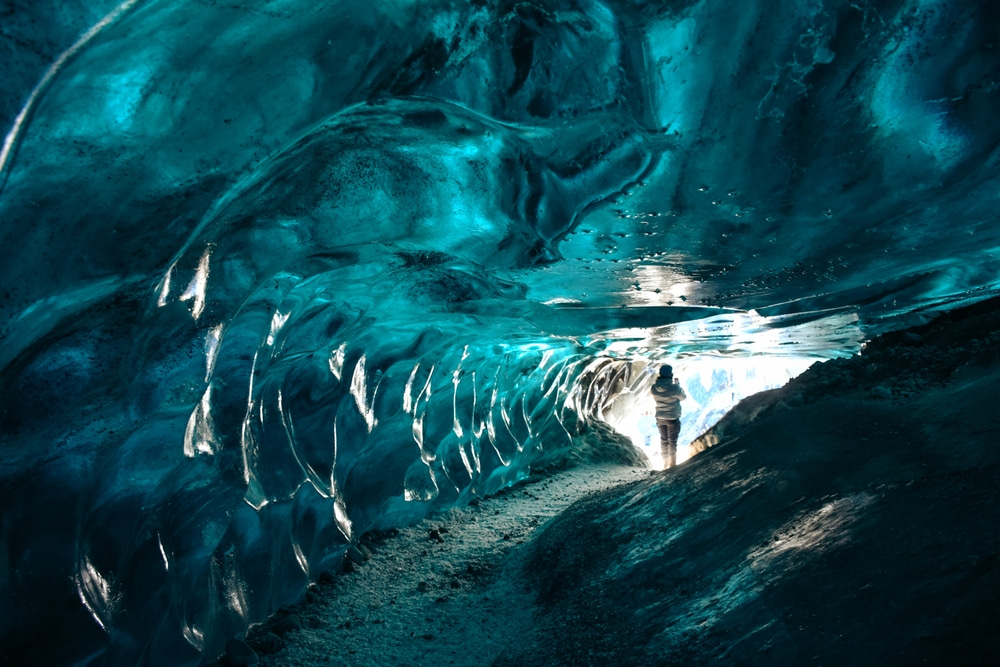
[651,378,686,422]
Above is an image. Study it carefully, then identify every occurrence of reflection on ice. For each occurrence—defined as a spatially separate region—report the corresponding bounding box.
[2,0,998,663]
[747,492,876,575]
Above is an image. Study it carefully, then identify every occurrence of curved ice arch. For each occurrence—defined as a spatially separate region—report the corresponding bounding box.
[54,89,655,662]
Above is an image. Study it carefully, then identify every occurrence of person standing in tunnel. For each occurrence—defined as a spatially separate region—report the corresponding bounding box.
[651,364,686,469]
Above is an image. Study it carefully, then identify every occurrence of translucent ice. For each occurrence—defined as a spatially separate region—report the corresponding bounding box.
[2,1,1000,665]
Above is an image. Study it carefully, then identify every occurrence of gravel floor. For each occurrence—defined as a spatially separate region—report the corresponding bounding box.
[249,464,652,667]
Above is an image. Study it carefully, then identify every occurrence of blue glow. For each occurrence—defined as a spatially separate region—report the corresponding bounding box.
[2,1,999,664]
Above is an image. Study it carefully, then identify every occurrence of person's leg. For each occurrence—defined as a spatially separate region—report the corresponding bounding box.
[659,420,680,469]
[667,419,681,468]
[657,422,671,467]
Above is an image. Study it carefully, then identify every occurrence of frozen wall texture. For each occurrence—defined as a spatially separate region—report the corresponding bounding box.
[1,1,998,664]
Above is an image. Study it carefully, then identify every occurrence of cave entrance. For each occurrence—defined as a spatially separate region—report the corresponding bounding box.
[599,355,817,469]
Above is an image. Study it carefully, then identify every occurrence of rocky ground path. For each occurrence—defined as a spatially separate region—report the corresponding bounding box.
[236,465,652,667]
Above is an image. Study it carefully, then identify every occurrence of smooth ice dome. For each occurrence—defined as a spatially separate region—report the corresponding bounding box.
[1,1,999,665]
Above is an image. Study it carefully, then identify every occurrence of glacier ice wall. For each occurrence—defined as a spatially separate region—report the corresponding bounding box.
[2,1,1000,665]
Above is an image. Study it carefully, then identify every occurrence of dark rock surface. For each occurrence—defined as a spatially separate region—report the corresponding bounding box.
[505,298,1000,666]
[223,638,258,666]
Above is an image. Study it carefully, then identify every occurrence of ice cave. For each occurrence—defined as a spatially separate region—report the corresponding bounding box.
[2,1,999,665]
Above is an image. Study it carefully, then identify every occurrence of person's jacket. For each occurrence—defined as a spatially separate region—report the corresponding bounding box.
[651,378,686,422]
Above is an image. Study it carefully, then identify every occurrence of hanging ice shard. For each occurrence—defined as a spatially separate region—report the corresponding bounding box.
[2,1,999,665]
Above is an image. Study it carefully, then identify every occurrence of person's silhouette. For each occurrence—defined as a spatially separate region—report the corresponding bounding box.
[651,365,686,469]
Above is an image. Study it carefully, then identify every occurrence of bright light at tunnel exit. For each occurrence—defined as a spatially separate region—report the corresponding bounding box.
[601,355,818,469]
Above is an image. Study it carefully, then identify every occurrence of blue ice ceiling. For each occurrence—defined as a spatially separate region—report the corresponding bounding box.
[1,1,999,665]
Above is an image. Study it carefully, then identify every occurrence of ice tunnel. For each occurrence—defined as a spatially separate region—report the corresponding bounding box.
[1,1,999,664]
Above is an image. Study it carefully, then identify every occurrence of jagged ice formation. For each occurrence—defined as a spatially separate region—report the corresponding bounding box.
[1,1,999,664]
